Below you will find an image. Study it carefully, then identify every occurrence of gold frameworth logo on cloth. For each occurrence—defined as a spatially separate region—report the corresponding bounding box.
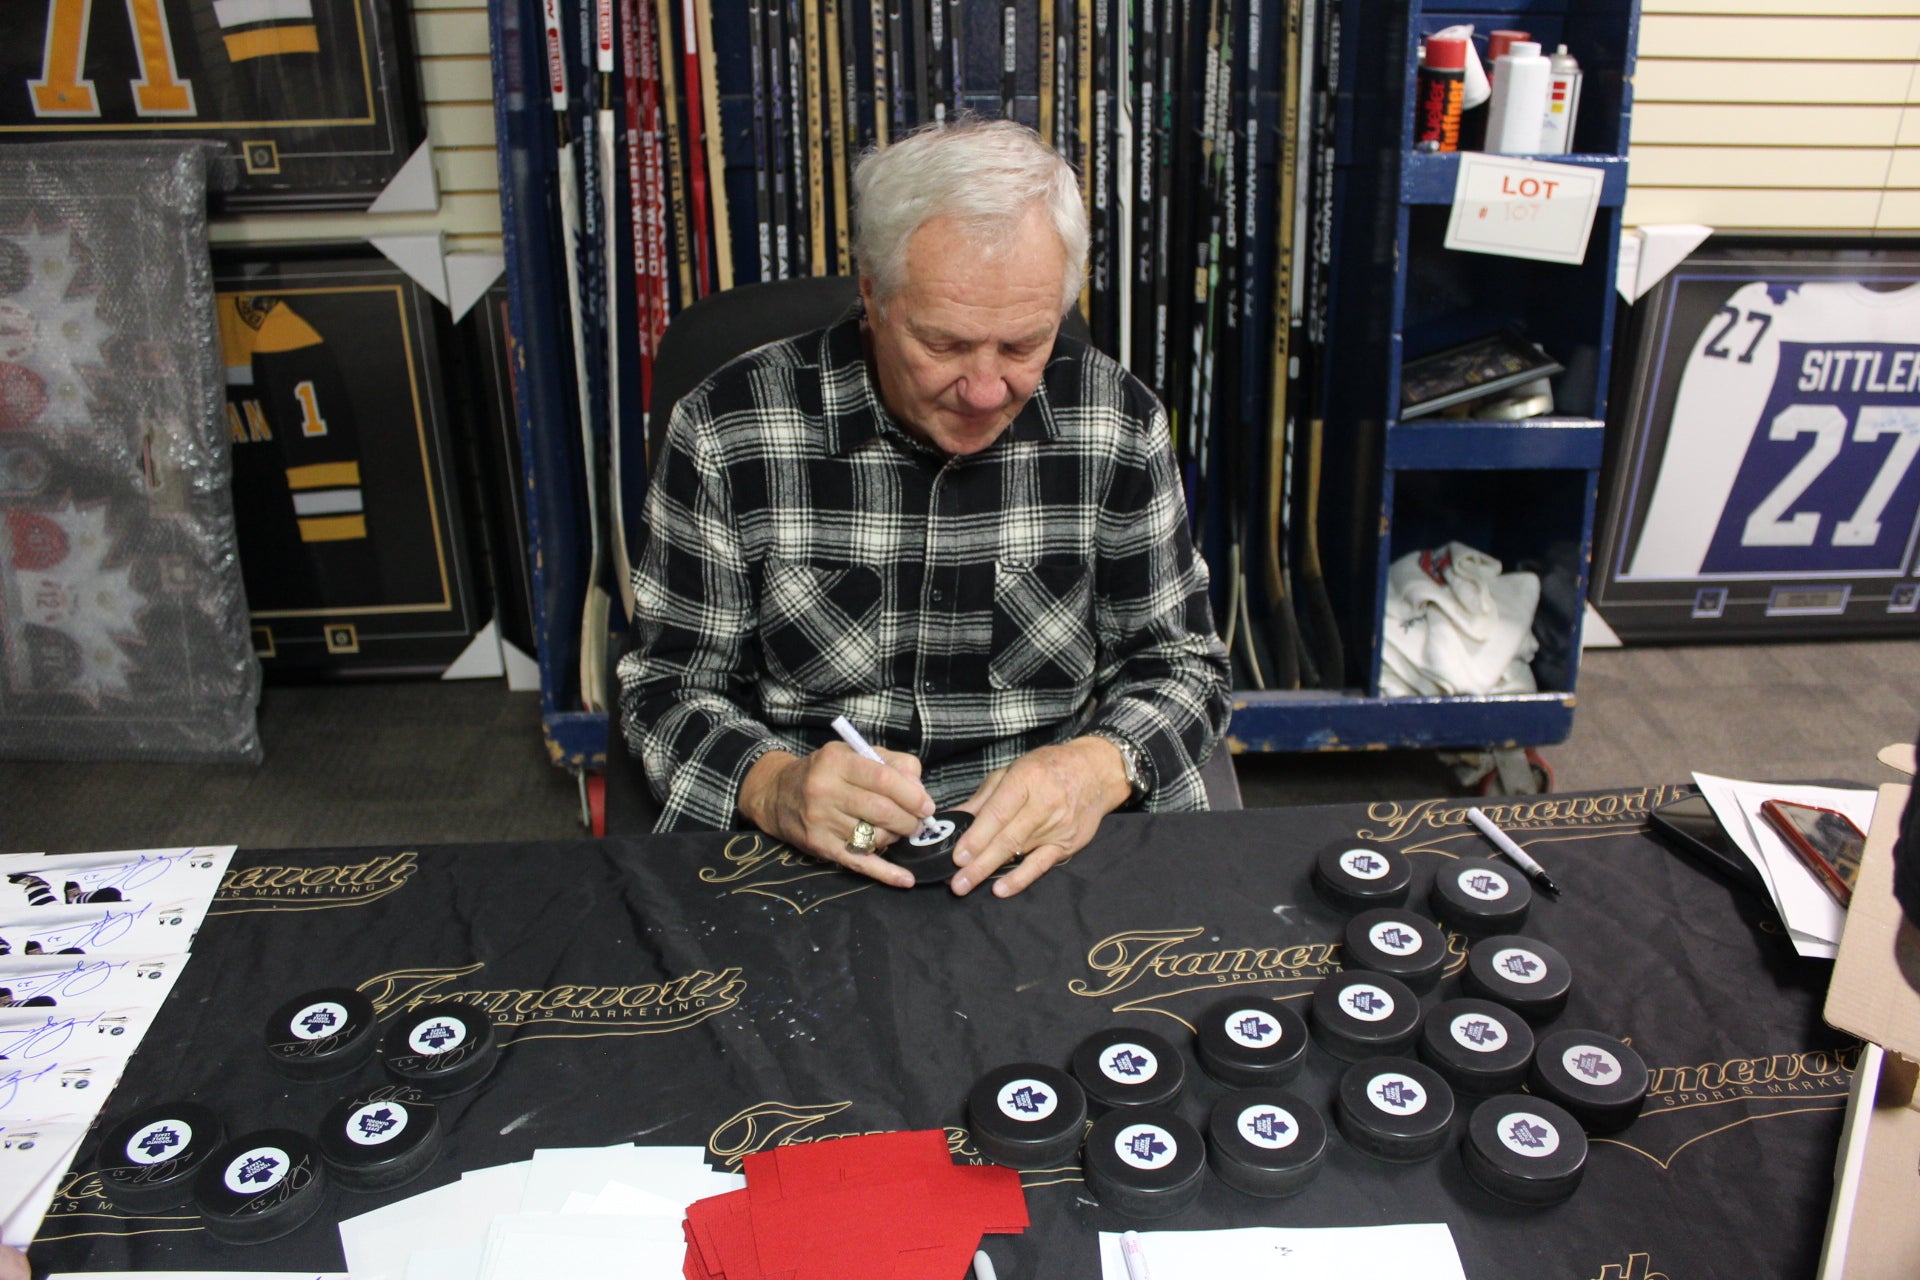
[209,850,418,914]
[1069,926,1341,1027]
[697,834,873,915]
[1604,1041,1858,1170]
[355,962,747,1040]
[1586,1253,1671,1280]
[1354,785,1690,857]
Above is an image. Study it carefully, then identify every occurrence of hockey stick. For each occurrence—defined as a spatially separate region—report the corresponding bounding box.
[680,0,713,296]
[695,0,732,290]
[768,0,794,277]
[748,0,775,279]
[1037,0,1053,149]
[947,0,962,117]
[1001,2,1016,120]
[886,0,906,138]
[1113,0,1133,364]
[824,0,852,273]
[802,0,827,272]
[654,0,695,303]
[1295,1,1342,687]
[872,0,891,145]
[594,0,635,623]
[1259,0,1304,690]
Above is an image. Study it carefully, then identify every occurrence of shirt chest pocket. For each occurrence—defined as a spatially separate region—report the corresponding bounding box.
[757,559,885,695]
[989,558,1096,691]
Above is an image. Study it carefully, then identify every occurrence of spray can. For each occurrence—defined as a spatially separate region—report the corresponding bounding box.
[1462,30,1528,150]
[1414,34,1467,153]
[1483,39,1550,155]
[1540,44,1584,154]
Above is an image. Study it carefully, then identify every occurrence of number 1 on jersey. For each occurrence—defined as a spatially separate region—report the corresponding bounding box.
[30,0,198,119]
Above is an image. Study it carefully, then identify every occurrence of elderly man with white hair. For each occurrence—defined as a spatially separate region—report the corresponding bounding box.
[618,118,1229,898]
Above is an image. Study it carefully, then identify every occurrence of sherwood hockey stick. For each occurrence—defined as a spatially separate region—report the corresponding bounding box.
[654,0,695,303]
[595,0,634,621]
[695,0,732,289]
[1294,0,1342,687]
[680,0,713,295]
[1259,0,1305,690]
[748,0,775,278]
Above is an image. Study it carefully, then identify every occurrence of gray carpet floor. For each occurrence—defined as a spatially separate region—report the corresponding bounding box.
[2,638,1914,854]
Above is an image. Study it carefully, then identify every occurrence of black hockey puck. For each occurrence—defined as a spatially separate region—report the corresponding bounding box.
[96,1101,224,1214]
[1418,998,1535,1096]
[317,1093,443,1193]
[193,1128,327,1244]
[887,810,974,885]
[966,1063,1087,1170]
[1335,1057,1456,1162]
[1529,1030,1649,1134]
[382,1001,499,1097]
[1313,845,1411,914]
[1193,997,1310,1087]
[1310,969,1421,1062]
[1461,936,1572,1024]
[1429,861,1532,936]
[1070,1027,1186,1111]
[1463,1094,1588,1205]
[1206,1089,1328,1198]
[264,987,378,1082]
[1082,1107,1206,1218]
[1344,908,1448,993]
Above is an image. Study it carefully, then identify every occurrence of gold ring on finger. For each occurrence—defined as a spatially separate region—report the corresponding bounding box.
[848,820,877,854]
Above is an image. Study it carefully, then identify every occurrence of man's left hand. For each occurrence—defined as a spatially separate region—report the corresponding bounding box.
[950,736,1134,897]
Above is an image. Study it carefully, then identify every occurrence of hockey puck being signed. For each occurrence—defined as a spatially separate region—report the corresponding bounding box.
[264,987,378,1082]
[1313,845,1411,915]
[1206,1089,1327,1198]
[1310,969,1421,1062]
[96,1101,224,1214]
[1343,908,1448,993]
[1528,1029,1649,1134]
[886,810,974,885]
[1082,1107,1206,1218]
[1070,1026,1186,1112]
[381,1001,498,1097]
[1461,935,1572,1024]
[1193,996,1310,1088]
[1429,861,1533,936]
[966,1062,1087,1170]
[193,1128,327,1244]
[1418,998,1535,1096]
[1463,1094,1588,1205]
[317,1092,443,1193]
[1335,1057,1456,1163]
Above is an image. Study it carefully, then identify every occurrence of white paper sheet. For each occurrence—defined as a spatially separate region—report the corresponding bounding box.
[1693,774,1873,957]
[338,1166,529,1280]
[0,900,206,957]
[0,952,189,1012]
[1098,1223,1469,1279]
[1,1117,89,1248]
[476,1212,686,1279]
[0,1004,163,1066]
[5,846,233,909]
[0,1054,127,1120]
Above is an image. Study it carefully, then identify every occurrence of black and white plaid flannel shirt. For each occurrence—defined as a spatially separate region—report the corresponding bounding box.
[617,305,1231,832]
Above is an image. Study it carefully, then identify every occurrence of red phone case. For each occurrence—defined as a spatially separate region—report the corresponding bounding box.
[1759,799,1862,907]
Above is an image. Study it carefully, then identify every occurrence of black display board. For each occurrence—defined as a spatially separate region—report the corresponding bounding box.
[1594,238,1920,643]
[455,280,536,664]
[30,789,1849,1277]
[213,244,486,679]
[0,0,425,211]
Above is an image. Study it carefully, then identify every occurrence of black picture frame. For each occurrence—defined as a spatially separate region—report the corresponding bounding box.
[1592,237,1920,643]
[0,0,426,212]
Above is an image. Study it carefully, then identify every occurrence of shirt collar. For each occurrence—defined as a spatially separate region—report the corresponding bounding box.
[817,301,1064,459]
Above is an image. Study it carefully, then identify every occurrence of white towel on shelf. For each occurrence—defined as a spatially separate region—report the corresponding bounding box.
[1380,542,1541,698]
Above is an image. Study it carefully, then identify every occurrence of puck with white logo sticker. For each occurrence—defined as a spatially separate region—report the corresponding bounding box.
[1417,998,1536,1096]
[96,1101,224,1214]
[317,1092,443,1192]
[886,810,974,885]
[382,1001,498,1097]
[1343,908,1448,993]
[1528,1029,1649,1134]
[1429,861,1533,936]
[1194,996,1310,1087]
[1070,1026,1185,1111]
[966,1062,1087,1170]
[1313,845,1411,915]
[1463,1094,1588,1205]
[1310,969,1421,1062]
[192,1128,327,1244]
[1205,1089,1327,1198]
[264,987,378,1082]
[1461,935,1573,1023]
[1081,1107,1206,1218]
[1335,1057,1456,1162]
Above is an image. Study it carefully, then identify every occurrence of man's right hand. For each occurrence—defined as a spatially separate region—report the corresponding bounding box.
[738,743,935,889]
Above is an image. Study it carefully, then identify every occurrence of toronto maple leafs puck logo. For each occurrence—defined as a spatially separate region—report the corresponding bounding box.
[1100,1043,1158,1084]
[1339,849,1388,880]
[1452,1014,1507,1052]
[289,1000,348,1041]
[1565,1046,1621,1084]
[347,1101,410,1146]
[1371,923,1420,955]
[997,1078,1058,1122]
[126,1119,188,1164]
[407,1016,468,1056]
[1497,1111,1561,1158]
[1239,1106,1299,1150]
[1115,1123,1177,1170]
[1461,869,1510,900]
[1225,1010,1277,1049]
[1342,984,1395,1021]
[1492,949,1544,983]
[222,1146,291,1194]
[1369,1073,1426,1114]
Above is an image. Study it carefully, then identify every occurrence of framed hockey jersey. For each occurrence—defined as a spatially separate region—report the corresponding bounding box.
[1593,239,1920,643]
[0,0,425,211]
[213,243,487,678]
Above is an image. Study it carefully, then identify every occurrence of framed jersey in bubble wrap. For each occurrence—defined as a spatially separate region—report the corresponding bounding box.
[1592,239,1920,643]
[213,244,485,679]
[0,0,425,212]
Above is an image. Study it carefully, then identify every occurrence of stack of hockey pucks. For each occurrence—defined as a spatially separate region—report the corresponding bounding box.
[1191,998,1328,1198]
[1070,1027,1203,1217]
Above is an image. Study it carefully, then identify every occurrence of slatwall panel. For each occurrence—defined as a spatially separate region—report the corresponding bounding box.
[1628,2,1920,232]
[207,0,502,253]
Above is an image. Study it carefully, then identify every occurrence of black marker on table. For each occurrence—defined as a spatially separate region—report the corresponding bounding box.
[1467,806,1562,899]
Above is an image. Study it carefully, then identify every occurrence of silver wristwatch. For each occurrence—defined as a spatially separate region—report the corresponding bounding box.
[1088,730,1150,807]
